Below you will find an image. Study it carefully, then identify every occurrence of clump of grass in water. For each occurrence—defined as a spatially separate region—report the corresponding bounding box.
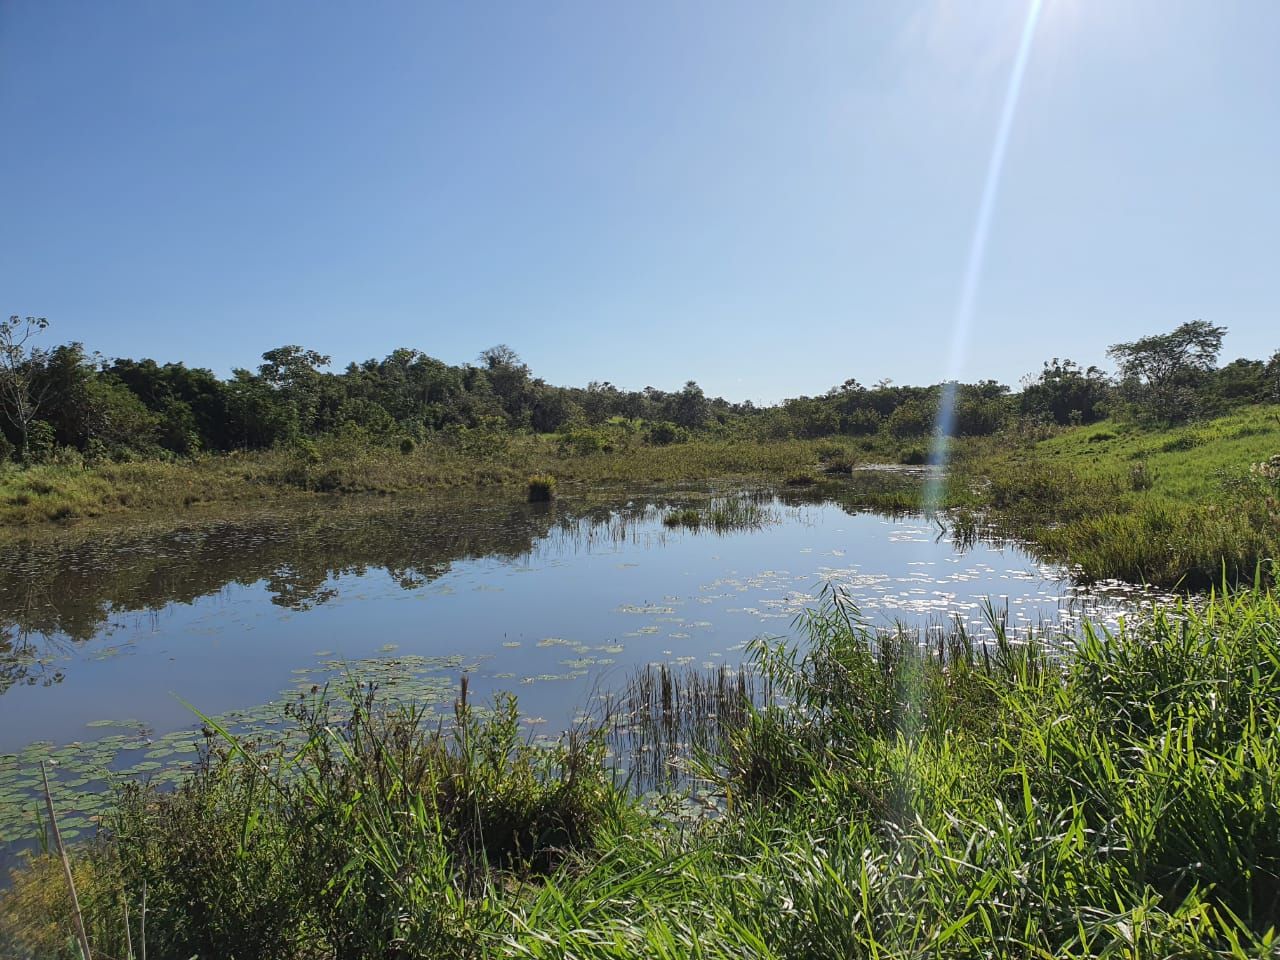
[662,495,777,532]
[526,473,557,502]
[662,507,702,529]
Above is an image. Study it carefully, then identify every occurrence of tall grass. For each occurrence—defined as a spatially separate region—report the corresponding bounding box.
[6,586,1280,957]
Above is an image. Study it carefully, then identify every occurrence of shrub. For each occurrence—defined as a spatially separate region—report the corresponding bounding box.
[25,420,55,464]
[643,421,688,446]
[527,474,557,502]
[886,400,933,439]
[899,446,928,465]
[399,436,416,454]
[821,456,854,475]
[557,426,614,456]
[815,441,846,462]
[841,408,882,436]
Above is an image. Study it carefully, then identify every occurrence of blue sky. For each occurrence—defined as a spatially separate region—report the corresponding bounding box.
[2,2,1276,403]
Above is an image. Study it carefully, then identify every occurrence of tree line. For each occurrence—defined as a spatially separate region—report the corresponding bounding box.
[0,315,1275,464]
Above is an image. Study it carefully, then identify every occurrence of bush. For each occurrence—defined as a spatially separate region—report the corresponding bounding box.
[886,400,933,439]
[840,408,882,436]
[815,442,847,462]
[642,421,688,446]
[557,426,614,456]
[25,420,55,464]
[899,446,928,465]
[399,435,416,454]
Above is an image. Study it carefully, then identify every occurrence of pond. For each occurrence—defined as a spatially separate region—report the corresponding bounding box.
[0,478,1161,865]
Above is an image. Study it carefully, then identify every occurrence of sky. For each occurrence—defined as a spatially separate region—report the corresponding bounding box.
[2,2,1277,404]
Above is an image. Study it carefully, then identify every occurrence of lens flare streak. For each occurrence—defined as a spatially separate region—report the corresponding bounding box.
[926,0,1045,509]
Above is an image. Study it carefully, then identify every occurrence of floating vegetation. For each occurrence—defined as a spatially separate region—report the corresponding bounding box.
[0,652,473,848]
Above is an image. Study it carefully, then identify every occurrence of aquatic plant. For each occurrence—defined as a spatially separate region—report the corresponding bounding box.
[526,474,557,502]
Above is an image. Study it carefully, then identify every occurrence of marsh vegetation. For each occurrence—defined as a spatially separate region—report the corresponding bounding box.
[2,318,1279,957]
[5,585,1280,958]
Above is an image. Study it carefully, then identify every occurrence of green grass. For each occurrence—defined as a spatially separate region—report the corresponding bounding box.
[945,406,1280,588]
[6,585,1280,958]
[1022,404,1280,501]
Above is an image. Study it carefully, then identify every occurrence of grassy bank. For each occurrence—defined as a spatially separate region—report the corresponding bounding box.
[946,405,1280,588]
[4,585,1280,958]
[0,434,908,530]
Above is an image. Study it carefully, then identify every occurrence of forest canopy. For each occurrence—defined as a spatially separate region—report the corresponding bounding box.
[0,315,1276,464]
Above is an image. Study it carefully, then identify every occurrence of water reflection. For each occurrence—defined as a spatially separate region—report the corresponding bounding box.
[0,477,1173,862]
[0,482,901,687]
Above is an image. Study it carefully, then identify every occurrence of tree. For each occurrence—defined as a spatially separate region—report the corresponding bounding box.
[671,381,709,429]
[1265,350,1280,404]
[0,315,52,460]
[477,345,533,425]
[1107,320,1227,423]
[258,346,332,435]
[1019,358,1111,425]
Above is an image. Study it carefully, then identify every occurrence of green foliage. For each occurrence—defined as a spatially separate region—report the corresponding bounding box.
[17,683,619,959]
[662,507,702,528]
[399,435,417,454]
[643,421,688,446]
[886,398,933,438]
[945,406,1280,588]
[1109,319,1227,424]
[1020,358,1111,425]
[557,425,615,456]
[25,420,54,464]
[841,406,882,435]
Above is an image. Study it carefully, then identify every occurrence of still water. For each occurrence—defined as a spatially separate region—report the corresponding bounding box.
[0,481,1155,857]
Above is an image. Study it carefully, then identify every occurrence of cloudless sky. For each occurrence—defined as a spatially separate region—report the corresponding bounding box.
[2,2,1277,403]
